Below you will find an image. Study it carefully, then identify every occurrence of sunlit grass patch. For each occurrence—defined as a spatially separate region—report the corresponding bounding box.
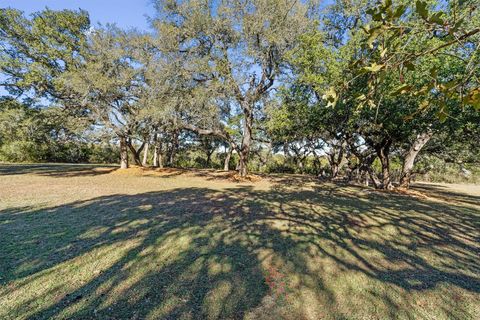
[0,164,479,319]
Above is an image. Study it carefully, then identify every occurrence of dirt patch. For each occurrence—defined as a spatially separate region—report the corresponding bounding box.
[110,166,263,183]
[111,166,186,177]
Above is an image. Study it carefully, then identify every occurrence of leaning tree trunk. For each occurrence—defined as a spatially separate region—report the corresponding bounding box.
[119,136,129,169]
[127,140,144,166]
[399,131,433,188]
[206,150,213,168]
[367,167,381,188]
[224,146,232,171]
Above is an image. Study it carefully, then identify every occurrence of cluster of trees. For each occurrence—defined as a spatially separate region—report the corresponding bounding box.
[1,0,479,189]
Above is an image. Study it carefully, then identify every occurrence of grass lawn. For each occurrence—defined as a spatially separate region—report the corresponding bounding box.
[0,164,479,319]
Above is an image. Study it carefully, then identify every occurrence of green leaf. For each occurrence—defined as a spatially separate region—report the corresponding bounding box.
[419,100,429,110]
[380,47,387,58]
[429,12,445,25]
[363,63,384,73]
[356,94,367,101]
[463,88,480,111]
[366,8,383,22]
[404,61,415,71]
[367,27,382,48]
[392,84,412,96]
[393,5,407,18]
[437,109,448,123]
[451,18,465,33]
[322,87,338,108]
[415,1,428,19]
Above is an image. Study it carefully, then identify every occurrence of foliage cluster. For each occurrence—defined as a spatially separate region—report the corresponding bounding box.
[1,0,479,188]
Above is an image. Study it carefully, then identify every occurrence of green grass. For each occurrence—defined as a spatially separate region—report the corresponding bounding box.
[0,164,479,319]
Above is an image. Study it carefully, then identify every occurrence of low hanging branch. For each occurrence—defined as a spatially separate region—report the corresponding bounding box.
[180,122,239,152]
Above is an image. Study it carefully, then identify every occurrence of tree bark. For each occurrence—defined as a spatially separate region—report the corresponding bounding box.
[142,142,149,167]
[127,139,144,166]
[399,131,433,188]
[168,129,179,167]
[327,140,346,179]
[153,146,163,168]
[153,148,158,167]
[331,161,339,179]
[297,159,305,173]
[223,146,232,171]
[206,150,213,168]
[119,136,128,169]
[238,105,253,177]
[152,133,161,168]
[375,138,393,190]
[367,167,381,188]
[347,137,379,187]
[238,154,248,177]
[257,141,272,171]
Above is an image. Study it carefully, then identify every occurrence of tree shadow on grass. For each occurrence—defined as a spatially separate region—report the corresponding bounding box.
[412,183,480,207]
[0,184,479,319]
[0,163,116,177]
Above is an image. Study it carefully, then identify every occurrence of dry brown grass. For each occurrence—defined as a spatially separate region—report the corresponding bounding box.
[111,165,264,183]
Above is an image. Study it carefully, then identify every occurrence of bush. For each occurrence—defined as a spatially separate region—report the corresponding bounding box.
[88,143,118,164]
[414,156,479,184]
[0,140,49,162]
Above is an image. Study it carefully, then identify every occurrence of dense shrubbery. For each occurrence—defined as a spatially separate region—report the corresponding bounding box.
[414,156,480,184]
[0,140,118,164]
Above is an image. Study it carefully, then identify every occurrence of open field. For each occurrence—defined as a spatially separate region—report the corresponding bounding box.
[0,164,479,319]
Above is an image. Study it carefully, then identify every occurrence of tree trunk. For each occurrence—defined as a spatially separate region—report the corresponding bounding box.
[238,106,253,177]
[367,167,381,188]
[380,154,390,189]
[119,136,128,169]
[297,159,305,174]
[168,129,179,167]
[327,140,346,179]
[127,140,144,166]
[399,131,433,188]
[283,143,289,161]
[153,149,158,167]
[258,142,273,171]
[153,147,163,168]
[223,146,232,171]
[238,154,248,177]
[375,139,393,190]
[152,133,163,168]
[330,158,339,178]
[142,142,149,167]
[206,151,212,168]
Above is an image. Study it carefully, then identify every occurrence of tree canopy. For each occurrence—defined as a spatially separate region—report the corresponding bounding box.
[1,0,479,188]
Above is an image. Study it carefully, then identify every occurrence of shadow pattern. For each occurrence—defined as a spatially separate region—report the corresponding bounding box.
[0,179,479,319]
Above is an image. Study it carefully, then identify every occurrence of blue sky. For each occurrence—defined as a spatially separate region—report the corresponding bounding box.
[1,0,154,30]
